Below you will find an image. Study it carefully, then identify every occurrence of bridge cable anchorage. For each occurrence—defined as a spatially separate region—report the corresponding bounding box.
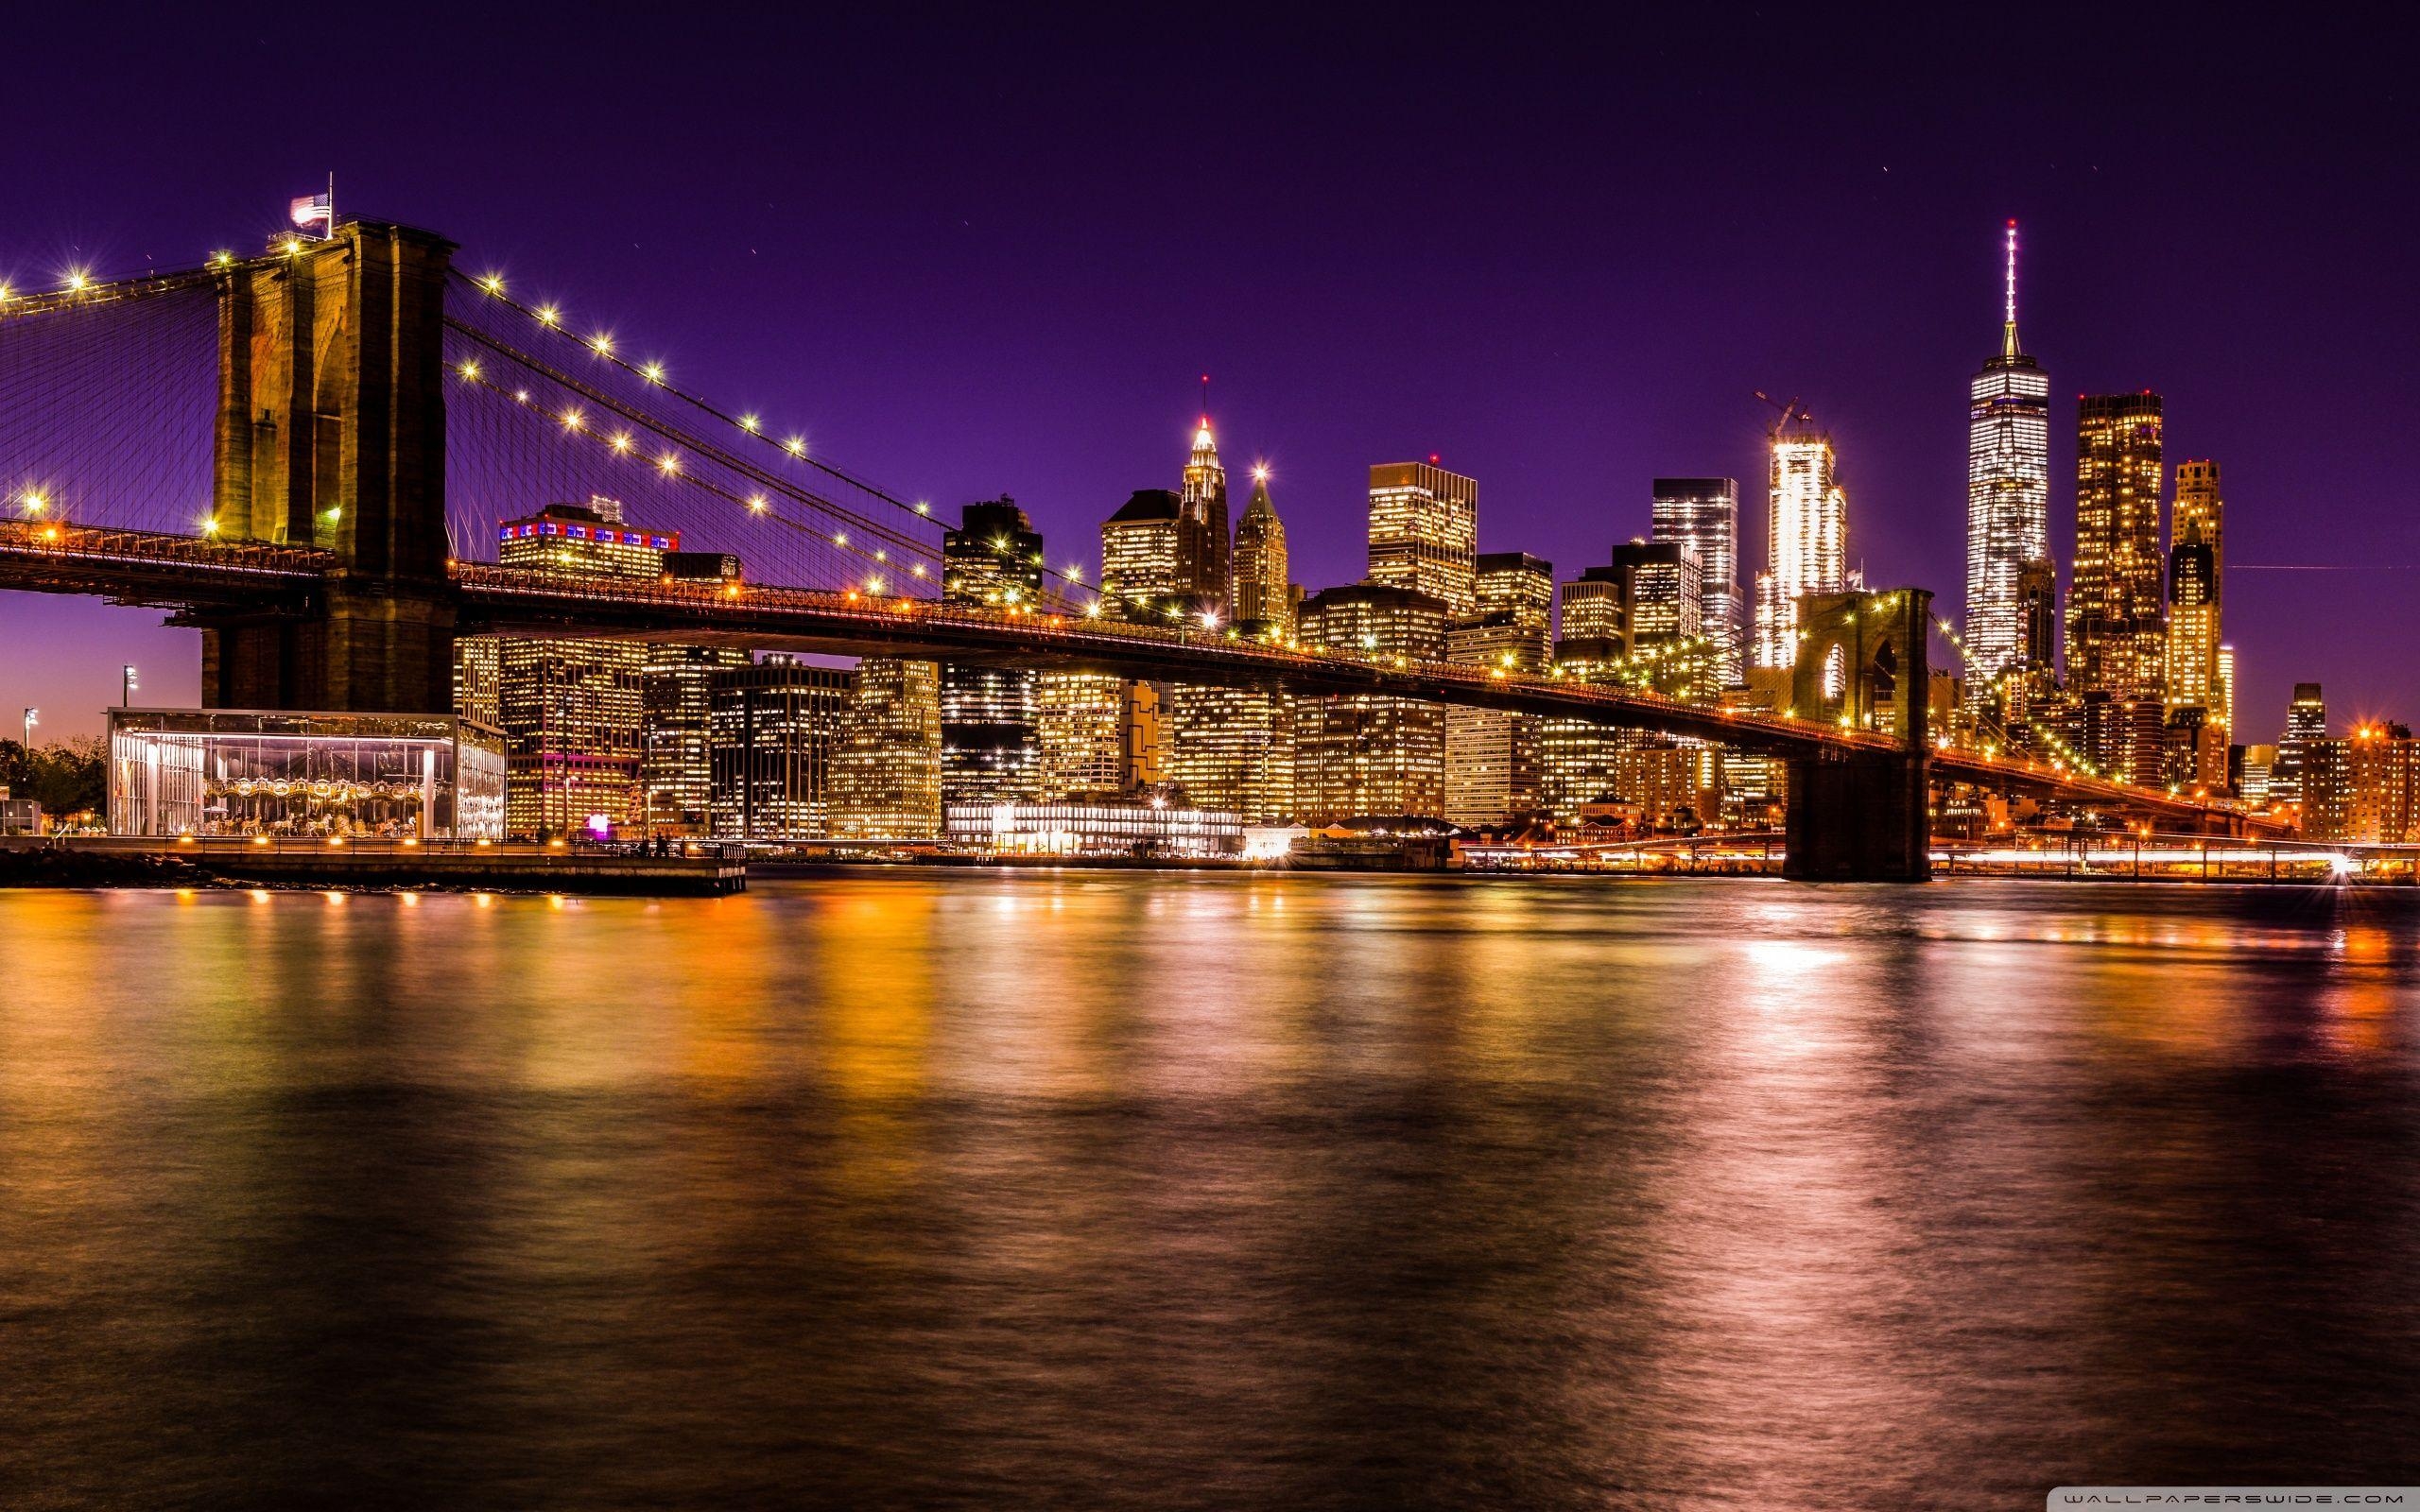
[446,357,925,596]
[451,267,1164,621]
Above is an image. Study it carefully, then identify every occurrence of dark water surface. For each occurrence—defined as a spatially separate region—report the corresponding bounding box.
[5,874,2420,1510]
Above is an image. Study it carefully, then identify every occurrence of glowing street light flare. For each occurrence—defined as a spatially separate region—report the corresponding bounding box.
[610,432,634,454]
[832,532,847,546]
[785,437,806,456]
[561,408,586,431]
[513,388,530,404]
[747,494,769,513]
[641,362,666,385]
[458,360,480,382]
[738,414,760,433]
[909,563,927,578]
[20,491,45,514]
[655,452,682,474]
[210,250,234,268]
[590,333,614,356]
[479,273,504,294]
[63,267,92,292]
[535,304,562,326]
[913,501,930,515]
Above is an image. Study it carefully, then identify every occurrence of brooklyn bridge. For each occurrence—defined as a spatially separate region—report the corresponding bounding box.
[0,220,2276,880]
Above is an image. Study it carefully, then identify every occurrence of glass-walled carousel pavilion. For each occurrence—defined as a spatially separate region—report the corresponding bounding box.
[108,710,507,840]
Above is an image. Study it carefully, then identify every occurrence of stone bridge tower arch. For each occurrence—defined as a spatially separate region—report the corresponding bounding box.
[1784,587,1935,881]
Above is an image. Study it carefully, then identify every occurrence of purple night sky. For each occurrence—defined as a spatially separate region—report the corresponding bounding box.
[5,11,2415,739]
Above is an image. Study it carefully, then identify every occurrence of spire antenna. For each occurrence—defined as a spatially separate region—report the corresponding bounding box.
[1999,219,2024,359]
[1200,371,1209,423]
[2004,220,2018,327]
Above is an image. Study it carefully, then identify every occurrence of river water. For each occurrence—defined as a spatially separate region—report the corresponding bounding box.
[4,874,2418,1509]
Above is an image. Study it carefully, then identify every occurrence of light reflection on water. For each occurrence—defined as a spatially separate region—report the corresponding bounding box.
[3,874,2420,1508]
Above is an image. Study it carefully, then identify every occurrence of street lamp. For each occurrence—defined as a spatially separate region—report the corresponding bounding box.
[20,707,34,749]
[121,665,137,708]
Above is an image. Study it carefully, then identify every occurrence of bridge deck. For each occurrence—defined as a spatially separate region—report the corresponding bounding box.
[0,520,2282,833]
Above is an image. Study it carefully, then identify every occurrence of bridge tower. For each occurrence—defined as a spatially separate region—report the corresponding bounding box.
[1784,587,1934,882]
[199,221,457,713]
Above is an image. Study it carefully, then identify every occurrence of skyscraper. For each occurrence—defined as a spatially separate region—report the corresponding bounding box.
[2272,681,2325,808]
[2068,391,2167,783]
[1609,541,1711,701]
[1230,466,1291,634]
[1963,221,2053,713]
[1443,553,1556,828]
[830,658,942,838]
[1475,551,1557,654]
[1037,674,1163,799]
[707,658,853,839]
[1610,541,1703,649]
[2166,460,2225,720]
[1752,424,1846,669]
[1537,567,1631,826]
[2067,393,2166,702]
[1367,460,1478,618]
[939,499,1043,805]
[481,498,678,836]
[1651,477,1741,685]
[1100,489,1186,624]
[1180,416,1231,616]
[1294,583,1450,821]
[644,643,751,833]
[942,496,1047,610]
[1167,683,1293,823]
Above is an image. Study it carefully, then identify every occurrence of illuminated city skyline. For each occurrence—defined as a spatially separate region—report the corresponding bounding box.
[5,15,2416,747]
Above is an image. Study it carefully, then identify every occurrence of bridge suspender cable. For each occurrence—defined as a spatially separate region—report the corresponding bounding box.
[440,319,937,561]
[446,356,928,594]
[451,269,1160,622]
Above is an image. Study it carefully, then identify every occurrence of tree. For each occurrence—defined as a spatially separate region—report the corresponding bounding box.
[1,737,107,816]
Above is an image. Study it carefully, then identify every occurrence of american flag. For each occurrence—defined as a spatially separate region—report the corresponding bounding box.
[288,193,332,232]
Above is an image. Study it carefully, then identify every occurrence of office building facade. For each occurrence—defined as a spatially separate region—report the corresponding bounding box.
[1651,478,1741,685]
[1367,461,1478,618]
[707,659,853,839]
[1294,583,1450,822]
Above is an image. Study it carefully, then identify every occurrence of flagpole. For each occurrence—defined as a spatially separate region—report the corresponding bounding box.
[326,172,336,240]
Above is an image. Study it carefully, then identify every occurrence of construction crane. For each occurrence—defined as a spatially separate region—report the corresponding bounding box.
[1754,390,1808,438]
